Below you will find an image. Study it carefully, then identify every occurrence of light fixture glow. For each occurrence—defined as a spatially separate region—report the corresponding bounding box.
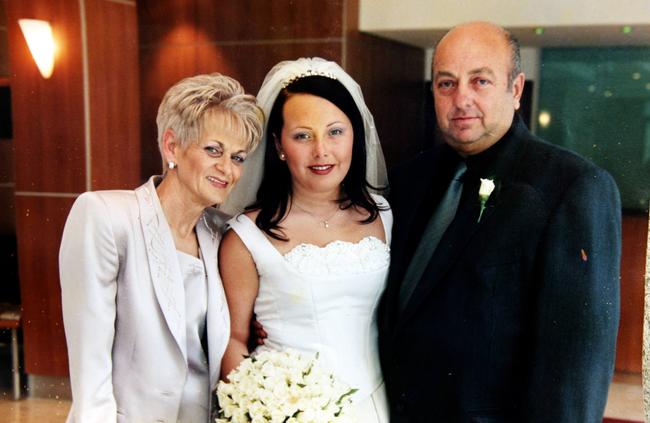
[18,19,55,79]
[538,111,551,128]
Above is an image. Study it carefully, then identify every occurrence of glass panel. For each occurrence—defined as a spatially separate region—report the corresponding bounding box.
[538,47,650,212]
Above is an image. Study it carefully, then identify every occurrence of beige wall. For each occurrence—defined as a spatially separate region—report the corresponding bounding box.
[360,0,650,31]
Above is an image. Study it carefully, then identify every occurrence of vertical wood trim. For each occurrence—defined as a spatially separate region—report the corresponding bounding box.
[616,214,647,373]
[79,0,91,191]
[341,0,348,69]
[641,212,650,422]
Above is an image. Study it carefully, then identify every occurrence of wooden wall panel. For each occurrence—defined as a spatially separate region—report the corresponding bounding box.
[139,43,208,177]
[344,0,430,168]
[138,0,344,46]
[0,139,13,183]
[196,42,343,93]
[0,0,8,78]
[7,0,85,194]
[193,0,344,41]
[0,0,5,25]
[15,195,73,376]
[7,0,141,379]
[136,0,202,47]
[616,214,647,373]
[0,129,16,235]
[347,33,426,168]
[0,187,14,234]
[137,0,348,178]
[0,133,15,234]
[86,0,141,190]
[7,0,83,378]
[0,137,14,235]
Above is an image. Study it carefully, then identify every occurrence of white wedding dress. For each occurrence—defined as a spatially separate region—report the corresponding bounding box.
[226,195,391,422]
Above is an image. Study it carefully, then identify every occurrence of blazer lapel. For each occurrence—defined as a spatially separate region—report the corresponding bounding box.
[136,177,187,360]
[196,211,230,390]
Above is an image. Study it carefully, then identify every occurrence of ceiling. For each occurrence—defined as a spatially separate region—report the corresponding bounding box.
[365,24,650,49]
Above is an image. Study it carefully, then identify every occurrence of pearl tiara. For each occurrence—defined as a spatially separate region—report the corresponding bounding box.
[281,69,338,89]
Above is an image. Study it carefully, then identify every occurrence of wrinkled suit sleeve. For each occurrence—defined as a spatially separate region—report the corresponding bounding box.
[59,192,119,422]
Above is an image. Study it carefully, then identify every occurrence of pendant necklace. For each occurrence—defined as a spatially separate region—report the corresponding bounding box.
[292,200,340,229]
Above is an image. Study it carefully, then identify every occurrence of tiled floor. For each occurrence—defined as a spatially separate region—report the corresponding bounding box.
[0,375,644,422]
[604,373,644,422]
[0,393,69,423]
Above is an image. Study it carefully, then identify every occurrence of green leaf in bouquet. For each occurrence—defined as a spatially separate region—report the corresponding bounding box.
[336,388,358,405]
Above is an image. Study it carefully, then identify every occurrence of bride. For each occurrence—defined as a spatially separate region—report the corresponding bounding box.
[219,57,390,421]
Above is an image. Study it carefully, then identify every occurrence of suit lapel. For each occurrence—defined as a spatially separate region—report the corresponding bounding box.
[196,211,229,390]
[136,177,187,360]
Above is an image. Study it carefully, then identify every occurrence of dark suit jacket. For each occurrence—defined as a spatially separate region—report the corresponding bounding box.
[379,115,621,422]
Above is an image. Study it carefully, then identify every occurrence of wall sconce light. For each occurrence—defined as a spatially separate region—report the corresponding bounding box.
[18,19,56,79]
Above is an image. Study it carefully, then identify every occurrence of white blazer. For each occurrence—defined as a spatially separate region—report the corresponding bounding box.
[59,176,230,423]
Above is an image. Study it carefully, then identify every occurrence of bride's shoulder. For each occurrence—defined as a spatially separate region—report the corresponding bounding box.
[369,192,391,209]
[244,209,261,220]
[368,193,393,237]
[226,209,259,227]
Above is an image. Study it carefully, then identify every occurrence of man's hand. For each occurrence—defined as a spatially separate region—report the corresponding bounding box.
[247,314,267,350]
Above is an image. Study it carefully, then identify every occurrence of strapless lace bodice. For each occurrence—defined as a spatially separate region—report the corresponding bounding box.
[226,194,392,422]
[283,236,389,276]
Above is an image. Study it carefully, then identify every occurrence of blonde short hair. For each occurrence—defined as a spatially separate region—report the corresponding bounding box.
[156,73,264,171]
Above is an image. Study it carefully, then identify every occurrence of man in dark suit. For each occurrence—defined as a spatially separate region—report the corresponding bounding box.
[379,21,621,422]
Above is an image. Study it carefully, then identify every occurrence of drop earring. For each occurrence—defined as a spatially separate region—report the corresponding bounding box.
[168,161,176,169]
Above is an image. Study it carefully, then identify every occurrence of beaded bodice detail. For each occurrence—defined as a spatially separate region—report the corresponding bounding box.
[283,236,389,276]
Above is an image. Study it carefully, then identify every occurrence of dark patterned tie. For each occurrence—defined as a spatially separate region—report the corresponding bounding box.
[398,162,467,313]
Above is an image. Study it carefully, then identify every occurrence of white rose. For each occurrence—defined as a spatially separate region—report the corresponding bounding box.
[479,178,495,199]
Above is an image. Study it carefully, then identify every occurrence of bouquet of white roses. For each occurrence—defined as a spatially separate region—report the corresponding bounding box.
[216,348,357,423]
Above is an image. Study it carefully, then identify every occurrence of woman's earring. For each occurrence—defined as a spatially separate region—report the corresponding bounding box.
[168,161,176,169]
[279,153,286,160]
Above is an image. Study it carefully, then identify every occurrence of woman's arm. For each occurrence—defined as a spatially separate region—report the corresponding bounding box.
[218,228,260,379]
[59,192,119,422]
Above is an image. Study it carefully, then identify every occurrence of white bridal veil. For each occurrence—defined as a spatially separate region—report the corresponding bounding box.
[220,57,388,216]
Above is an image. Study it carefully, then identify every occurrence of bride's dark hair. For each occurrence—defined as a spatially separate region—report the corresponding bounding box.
[247,75,384,241]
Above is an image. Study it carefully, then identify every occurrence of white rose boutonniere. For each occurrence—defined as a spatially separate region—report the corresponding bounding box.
[478,178,496,222]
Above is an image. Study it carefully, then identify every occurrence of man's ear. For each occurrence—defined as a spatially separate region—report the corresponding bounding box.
[512,72,525,111]
[162,129,179,163]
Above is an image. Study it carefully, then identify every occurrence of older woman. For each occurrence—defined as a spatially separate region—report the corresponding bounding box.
[59,73,263,423]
